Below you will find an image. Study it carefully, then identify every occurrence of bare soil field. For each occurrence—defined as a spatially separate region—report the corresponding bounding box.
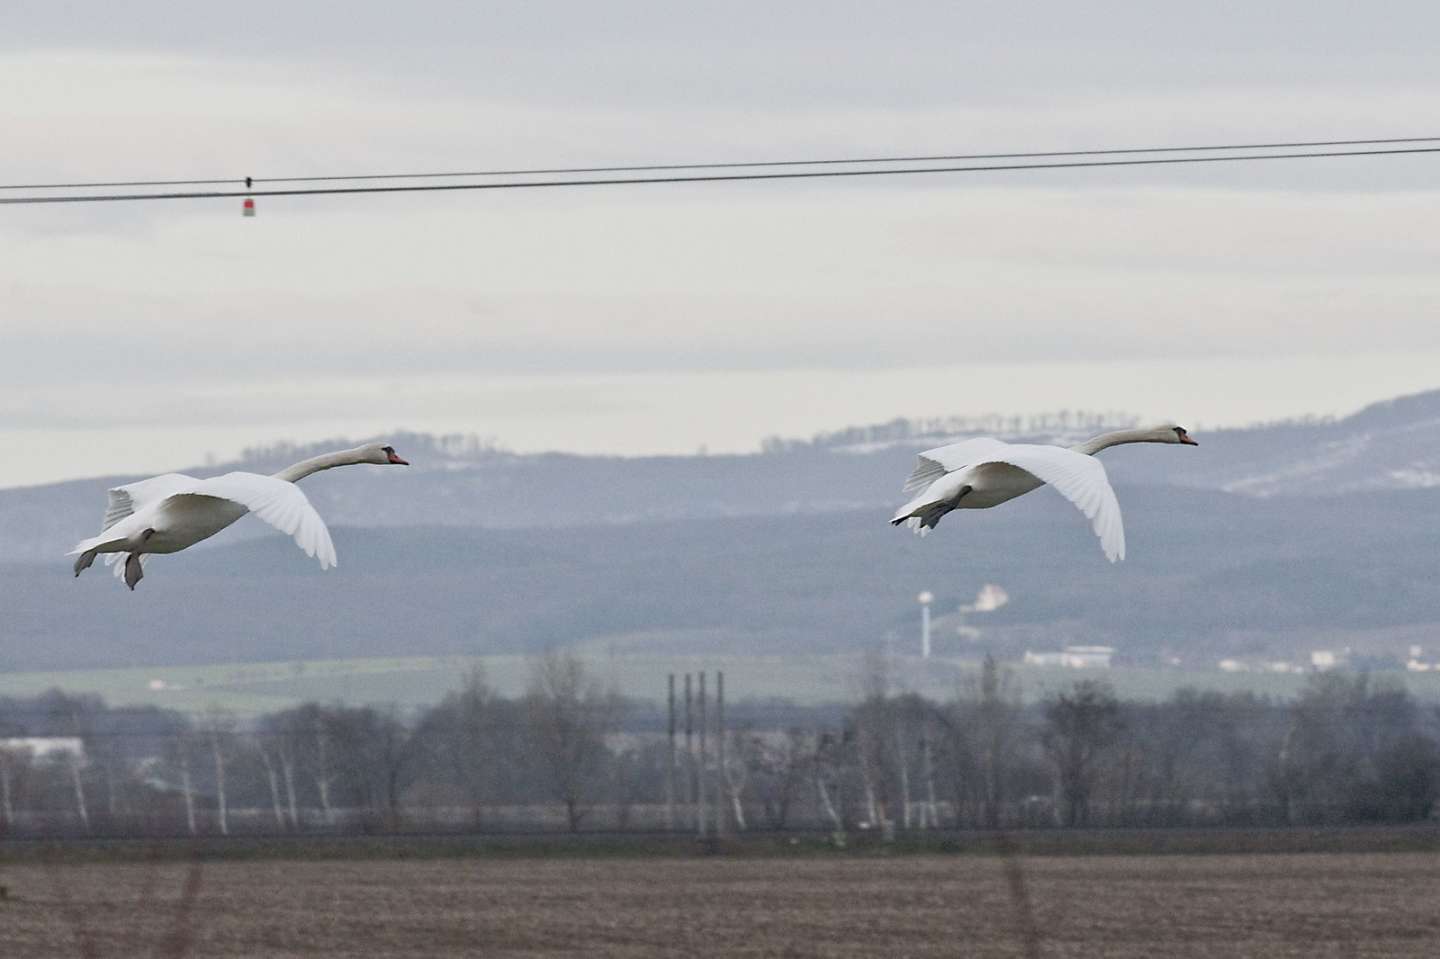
[1,852,1437,958]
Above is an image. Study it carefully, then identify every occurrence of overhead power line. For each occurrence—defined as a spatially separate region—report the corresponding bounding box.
[3,134,1439,193]
[2,145,1437,206]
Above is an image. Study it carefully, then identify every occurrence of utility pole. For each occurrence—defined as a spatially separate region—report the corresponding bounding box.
[684,673,694,828]
[666,673,677,832]
[698,671,709,839]
[716,670,727,836]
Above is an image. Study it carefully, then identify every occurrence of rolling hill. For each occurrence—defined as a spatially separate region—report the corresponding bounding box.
[6,389,1440,674]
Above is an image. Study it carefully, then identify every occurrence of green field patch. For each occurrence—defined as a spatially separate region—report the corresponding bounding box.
[3,652,1438,716]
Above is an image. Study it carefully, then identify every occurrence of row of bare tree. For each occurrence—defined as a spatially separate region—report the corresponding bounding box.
[1,652,1437,838]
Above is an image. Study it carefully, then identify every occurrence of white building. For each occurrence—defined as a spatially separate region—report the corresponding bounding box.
[0,737,86,762]
[1407,645,1435,672]
[1023,645,1115,669]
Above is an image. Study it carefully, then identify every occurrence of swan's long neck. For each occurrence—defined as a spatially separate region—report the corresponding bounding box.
[272,447,372,483]
[1070,429,1164,456]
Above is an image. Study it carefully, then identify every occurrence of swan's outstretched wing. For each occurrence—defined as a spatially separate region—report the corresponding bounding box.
[102,473,200,531]
[983,444,1126,562]
[177,472,338,569]
[903,438,1012,494]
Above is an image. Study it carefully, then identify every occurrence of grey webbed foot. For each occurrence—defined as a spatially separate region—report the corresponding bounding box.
[123,553,145,590]
[73,549,98,577]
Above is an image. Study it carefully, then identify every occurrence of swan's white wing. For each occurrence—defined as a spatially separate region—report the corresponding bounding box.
[102,473,201,532]
[180,472,337,569]
[903,438,1012,494]
[983,444,1126,562]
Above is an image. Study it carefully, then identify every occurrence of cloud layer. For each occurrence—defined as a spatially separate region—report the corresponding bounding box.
[6,3,1440,485]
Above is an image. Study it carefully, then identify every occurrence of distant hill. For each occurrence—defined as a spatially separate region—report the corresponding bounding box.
[11,389,1440,566]
[6,389,1440,673]
[7,483,1440,673]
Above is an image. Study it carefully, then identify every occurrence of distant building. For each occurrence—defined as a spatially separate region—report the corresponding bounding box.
[0,737,86,762]
[1024,645,1115,669]
[1407,645,1435,672]
[1310,649,1350,671]
[1217,658,1304,673]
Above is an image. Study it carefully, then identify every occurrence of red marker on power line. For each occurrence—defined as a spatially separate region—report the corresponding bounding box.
[242,176,254,217]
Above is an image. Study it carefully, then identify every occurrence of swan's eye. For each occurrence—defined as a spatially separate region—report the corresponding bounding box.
[382,446,394,454]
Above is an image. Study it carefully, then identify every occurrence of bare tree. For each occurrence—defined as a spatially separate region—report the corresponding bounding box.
[255,738,288,830]
[64,746,90,834]
[1282,674,1440,823]
[813,728,851,838]
[413,667,502,826]
[1042,680,1123,827]
[0,744,29,830]
[972,654,1022,829]
[524,650,619,832]
[325,704,416,830]
[740,727,811,829]
[202,710,235,836]
[718,728,753,831]
[167,731,199,836]
[851,651,898,831]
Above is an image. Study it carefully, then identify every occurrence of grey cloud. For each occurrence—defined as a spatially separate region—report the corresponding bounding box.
[6,3,1440,114]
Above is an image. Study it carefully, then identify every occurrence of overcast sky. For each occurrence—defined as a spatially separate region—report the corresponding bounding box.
[5,1,1440,486]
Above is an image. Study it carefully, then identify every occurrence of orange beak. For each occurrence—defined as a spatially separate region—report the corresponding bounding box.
[1180,434,1199,446]
[387,450,410,465]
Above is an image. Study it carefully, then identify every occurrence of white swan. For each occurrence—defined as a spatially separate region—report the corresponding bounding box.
[68,443,409,590]
[890,424,1197,561]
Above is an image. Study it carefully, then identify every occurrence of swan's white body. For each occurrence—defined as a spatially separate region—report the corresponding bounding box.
[68,443,408,589]
[890,425,1197,562]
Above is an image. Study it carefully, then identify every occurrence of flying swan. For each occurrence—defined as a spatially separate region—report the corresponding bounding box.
[890,424,1197,561]
[68,443,409,590]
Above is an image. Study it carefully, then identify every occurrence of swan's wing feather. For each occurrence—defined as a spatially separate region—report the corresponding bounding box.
[181,472,337,569]
[102,473,200,531]
[982,444,1126,562]
[903,438,1012,494]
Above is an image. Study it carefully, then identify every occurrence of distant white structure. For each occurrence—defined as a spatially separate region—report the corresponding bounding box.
[1407,645,1435,672]
[1219,659,1304,673]
[956,583,1010,642]
[967,584,1010,613]
[1310,649,1350,671]
[0,737,86,762]
[1024,645,1115,669]
[917,591,934,659]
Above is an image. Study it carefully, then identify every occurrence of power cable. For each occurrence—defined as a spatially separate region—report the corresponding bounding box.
[1,145,1436,205]
[2,134,1438,193]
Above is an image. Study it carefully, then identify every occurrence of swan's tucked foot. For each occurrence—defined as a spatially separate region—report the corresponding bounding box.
[73,549,98,577]
[890,489,965,535]
[123,553,145,590]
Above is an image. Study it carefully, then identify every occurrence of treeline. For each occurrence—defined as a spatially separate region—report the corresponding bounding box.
[1,654,1437,839]
[760,411,1140,454]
